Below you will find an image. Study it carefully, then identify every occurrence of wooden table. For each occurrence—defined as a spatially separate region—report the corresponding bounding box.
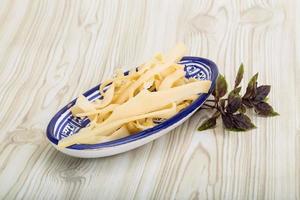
[0,0,299,199]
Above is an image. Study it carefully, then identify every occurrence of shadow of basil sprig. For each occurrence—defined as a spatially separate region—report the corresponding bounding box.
[198,64,279,132]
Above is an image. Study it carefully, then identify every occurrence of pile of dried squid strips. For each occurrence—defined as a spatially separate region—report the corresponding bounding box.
[58,44,211,148]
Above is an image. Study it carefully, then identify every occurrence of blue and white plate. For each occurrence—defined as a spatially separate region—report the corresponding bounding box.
[46,56,219,158]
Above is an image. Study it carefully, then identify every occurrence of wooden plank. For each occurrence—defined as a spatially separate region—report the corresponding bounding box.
[0,0,298,199]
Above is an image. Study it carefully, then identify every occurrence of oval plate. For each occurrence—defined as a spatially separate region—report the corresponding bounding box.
[46,56,219,158]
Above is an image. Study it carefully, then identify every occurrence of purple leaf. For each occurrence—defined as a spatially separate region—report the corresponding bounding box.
[198,111,220,131]
[222,113,256,131]
[226,96,242,113]
[255,85,271,101]
[213,74,227,99]
[254,102,279,117]
[243,73,258,99]
[234,63,244,88]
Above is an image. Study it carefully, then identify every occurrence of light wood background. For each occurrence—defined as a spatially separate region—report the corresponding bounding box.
[0,0,299,199]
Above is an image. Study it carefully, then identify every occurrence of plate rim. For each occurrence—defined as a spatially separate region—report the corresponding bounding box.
[46,56,219,150]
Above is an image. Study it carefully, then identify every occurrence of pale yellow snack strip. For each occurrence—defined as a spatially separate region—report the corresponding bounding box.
[115,44,187,104]
[158,68,185,91]
[94,83,115,109]
[104,81,211,124]
[95,126,130,143]
[76,104,118,117]
[58,103,177,147]
[70,95,97,121]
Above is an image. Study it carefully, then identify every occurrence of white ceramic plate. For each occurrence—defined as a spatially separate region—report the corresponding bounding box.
[46,56,218,158]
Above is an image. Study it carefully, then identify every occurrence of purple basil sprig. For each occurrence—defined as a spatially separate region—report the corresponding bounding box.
[198,64,279,132]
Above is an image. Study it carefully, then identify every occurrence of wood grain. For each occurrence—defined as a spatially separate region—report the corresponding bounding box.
[0,0,299,199]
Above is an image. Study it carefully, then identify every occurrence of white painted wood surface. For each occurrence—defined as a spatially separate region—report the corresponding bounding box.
[0,0,299,199]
